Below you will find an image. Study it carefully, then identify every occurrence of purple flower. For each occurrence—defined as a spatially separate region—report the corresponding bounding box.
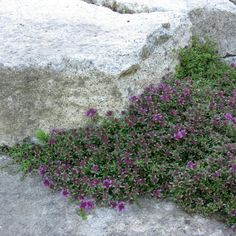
[232,117,236,124]
[230,62,236,68]
[38,166,47,177]
[78,199,95,212]
[217,91,224,98]
[106,110,113,117]
[43,177,53,188]
[176,80,181,86]
[101,136,109,144]
[146,96,152,102]
[110,201,117,209]
[224,113,233,121]
[227,151,234,159]
[212,171,221,178]
[85,108,97,118]
[152,114,163,122]
[160,94,171,102]
[124,157,133,165]
[116,201,126,213]
[230,164,236,173]
[231,209,236,217]
[170,109,177,116]
[90,179,100,187]
[60,189,70,198]
[174,129,187,141]
[153,189,162,199]
[186,161,197,170]
[50,128,59,135]
[139,108,148,115]
[225,143,235,152]
[48,139,56,145]
[209,101,215,110]
[91,165,99,172]
[232,89,236,98]
[102,179,113,189]
[129,95,139,103]
[183,87,191,97]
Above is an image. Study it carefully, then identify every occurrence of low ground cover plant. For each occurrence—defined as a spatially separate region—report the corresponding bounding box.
[1,37,236,227]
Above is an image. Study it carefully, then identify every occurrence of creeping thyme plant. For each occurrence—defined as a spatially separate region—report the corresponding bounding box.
[1,37,236,227]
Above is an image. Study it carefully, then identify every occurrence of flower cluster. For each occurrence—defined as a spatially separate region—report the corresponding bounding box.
[78,199,95,212]
[224,113,236,124]
[111,201,126,213]
[2,38,235,228]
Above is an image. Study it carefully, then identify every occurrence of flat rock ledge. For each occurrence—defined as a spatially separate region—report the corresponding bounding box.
[0,155,235,236]
[0,0,236,145]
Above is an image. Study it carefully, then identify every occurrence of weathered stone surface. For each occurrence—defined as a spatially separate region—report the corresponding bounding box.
[0,155,235,236]
[0,0,236,145]
[230,0,236,5]
[83,0,186,13]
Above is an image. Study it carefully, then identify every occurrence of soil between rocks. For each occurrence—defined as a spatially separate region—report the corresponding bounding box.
[0,155,235,236]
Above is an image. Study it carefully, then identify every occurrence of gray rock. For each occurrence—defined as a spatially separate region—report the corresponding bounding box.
[0,0,236,145]
[0,155,235,236]
[82,0,186,13]
[230,0,236,5]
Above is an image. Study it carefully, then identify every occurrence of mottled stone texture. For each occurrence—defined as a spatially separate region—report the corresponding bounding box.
[230,0,236,5]
[0,0,236,145]
[0,155,235,236]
